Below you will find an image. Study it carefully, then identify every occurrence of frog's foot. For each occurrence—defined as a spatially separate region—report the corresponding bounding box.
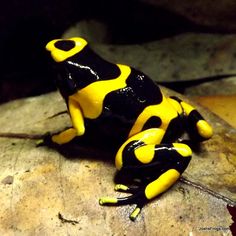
[99,168,186,221]
[99,188,146,221]
[37,127,77,147]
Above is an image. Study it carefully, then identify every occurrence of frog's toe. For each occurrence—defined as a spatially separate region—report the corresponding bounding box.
[130,206,142,221]
[99,194,145,221]
[114,184,139,193]
[99,197,118,205]
[99,194,134,206]
[99,189,146,205]
[114,184,129,192]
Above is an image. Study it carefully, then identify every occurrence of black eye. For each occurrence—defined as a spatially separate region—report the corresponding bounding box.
[55,40,75,51]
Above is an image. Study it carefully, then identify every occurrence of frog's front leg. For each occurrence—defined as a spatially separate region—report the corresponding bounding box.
[99,128,192,220]
[41,96,85,146]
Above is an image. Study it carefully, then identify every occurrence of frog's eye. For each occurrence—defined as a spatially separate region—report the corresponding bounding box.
[54,40,75,51]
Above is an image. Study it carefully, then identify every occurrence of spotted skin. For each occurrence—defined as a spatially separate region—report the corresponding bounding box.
[45,37,213,220]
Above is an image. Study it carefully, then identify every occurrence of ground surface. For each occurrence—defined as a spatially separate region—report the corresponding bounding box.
[0,90,235,236]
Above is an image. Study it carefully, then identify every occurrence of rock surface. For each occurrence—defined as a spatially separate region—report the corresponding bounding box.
[0,91,235,235]
[141,0,236,32]
[193,95,236,128]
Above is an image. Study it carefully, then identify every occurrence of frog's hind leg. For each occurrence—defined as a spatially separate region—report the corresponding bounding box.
[99,128,192,220]
[100,142,192,220]
[169,96,213,141]
[117,142,192,202]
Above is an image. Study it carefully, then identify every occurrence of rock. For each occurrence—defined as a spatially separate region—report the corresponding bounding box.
[1,176,14,185]
[141,0,236,32]
[185,77,236,96]
[192,95,236,128]
[0,91,234,235]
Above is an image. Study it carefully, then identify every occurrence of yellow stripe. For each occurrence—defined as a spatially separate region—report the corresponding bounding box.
[129,96,178,137]
[134,145,155,164]
[68,97,85,136]
[46,37,88,62]
[167,97,183,114]
[71,64,131,119]
[173,143,192,157]
[180,101,194,115]
[145,169,180,200]
[115,128,165,170]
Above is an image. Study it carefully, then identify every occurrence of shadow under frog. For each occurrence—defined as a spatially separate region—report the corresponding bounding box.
[43,37,213,221]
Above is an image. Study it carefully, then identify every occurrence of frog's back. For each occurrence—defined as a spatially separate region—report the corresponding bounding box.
[103,68,163,121]
[83,68,167,143]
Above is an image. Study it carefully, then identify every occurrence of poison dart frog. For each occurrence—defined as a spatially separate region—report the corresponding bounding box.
[45,37,213,220]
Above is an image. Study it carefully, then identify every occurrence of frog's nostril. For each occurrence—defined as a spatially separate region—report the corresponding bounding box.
[55,40,75,51]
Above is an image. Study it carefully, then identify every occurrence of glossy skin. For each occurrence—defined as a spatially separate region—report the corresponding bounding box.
[46,37,213,220]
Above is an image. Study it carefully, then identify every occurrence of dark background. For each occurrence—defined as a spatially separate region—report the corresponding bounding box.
[0,0,215,104]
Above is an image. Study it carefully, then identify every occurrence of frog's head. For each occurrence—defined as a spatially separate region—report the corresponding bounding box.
[46,37,101,98]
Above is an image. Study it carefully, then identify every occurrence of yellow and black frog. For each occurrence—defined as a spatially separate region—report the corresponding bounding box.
[45,37,213,220]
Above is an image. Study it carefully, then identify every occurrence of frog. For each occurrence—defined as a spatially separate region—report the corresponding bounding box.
[45,37,213,221]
